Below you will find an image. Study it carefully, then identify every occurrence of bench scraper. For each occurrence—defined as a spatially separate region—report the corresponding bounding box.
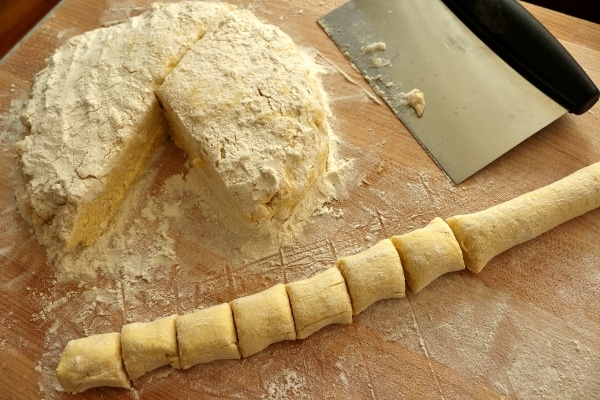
[318,0,599,183]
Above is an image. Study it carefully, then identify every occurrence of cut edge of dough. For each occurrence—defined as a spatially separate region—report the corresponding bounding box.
[64,108,168,249]
[445,215,484,272]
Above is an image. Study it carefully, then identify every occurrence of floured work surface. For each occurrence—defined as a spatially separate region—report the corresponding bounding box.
[1,1,599,398]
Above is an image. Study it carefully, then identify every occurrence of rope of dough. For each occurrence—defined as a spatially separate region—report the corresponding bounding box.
[55,162,600,393]
[446,161,600,272]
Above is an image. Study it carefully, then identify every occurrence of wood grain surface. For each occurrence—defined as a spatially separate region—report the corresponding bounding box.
[0,0,62,59]
[1,1,599,399]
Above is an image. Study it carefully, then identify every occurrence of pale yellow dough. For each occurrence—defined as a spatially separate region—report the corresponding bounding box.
[391,217,465,293]
[176,303,241,369]
[120,315,180,380]
[230,283,296,357]
[55,332,130,393]
[157,9,330,224]
[337,239,405,314]
[447,161,600,272]
[286,267,353,339]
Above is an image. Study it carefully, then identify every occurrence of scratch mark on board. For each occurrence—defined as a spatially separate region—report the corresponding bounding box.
[407,296,446,400]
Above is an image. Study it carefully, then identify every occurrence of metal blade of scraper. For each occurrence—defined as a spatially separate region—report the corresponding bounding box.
[318,0,567,184]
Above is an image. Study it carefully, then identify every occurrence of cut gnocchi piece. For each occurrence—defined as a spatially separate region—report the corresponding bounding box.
[286,266,353,339]
[120,315,179,380]
[337,238,405,314]
[392,217,465,293]
[230,283,296,357]
[55,332,130,393]
[176,303,241,369]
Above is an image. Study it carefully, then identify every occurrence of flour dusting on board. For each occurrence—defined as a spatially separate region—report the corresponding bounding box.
[262,369,308,400]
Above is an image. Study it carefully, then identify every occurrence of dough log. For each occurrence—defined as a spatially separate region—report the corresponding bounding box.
[446,161,600,272]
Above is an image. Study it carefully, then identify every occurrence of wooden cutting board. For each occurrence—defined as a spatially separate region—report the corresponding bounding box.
[1,1,599,399]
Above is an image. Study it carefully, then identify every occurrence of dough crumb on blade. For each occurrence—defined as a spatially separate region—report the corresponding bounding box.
[391,217,465,293]
[55,332,130,393]
[176,303,240,369]
[337,239,405,315]
[446,161,600,272]
[230,284,296,357]
[405,88,425,117]
[157,9,330,224]
[286,266,353,339]
[361,41,386,53]
[120,315,180,380]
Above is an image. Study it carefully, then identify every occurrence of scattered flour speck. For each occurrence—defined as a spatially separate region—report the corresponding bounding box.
[261,369,308,400]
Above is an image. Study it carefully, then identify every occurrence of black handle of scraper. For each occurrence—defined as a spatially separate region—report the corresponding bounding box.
[441,0,599,114]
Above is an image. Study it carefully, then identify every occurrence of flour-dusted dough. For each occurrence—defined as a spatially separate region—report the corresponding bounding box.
[447,161,600,272]
[55,332,130,393]
[120,315,180,380]
[391,217,464,293]
[286,267,353,339]
[337,239,405,314]
[230,284,296,357]
[15,2,235,250]
[157,9,330,224]
[176,303,240,369]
